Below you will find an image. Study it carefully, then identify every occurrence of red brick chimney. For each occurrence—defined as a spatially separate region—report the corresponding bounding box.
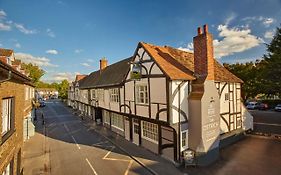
[100,57,108,72]
[193,24,215,80]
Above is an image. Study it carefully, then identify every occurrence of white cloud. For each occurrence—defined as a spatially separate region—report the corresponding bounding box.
[81,62,91,67]
[242,16,275,27]
[262,18,274,27]
[46,28,55,38]
[178,25,263,58]
[213,24,263,58]
[15,52,58,67]
[264,30,275,39]
[15,43,21,48]
[74,49,83,53]
[46,49,58,55]
[0,10,7,19]
[43,72,80,82]
[0,22,11,31]
[14,23,37,34]
[225,12,237,25]
[87,59,94,62]
[178,43,194,52]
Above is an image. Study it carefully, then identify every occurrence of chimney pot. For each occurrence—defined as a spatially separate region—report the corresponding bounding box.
[197,27,202,35]
[100,57,108,71]
[203,24,208,33]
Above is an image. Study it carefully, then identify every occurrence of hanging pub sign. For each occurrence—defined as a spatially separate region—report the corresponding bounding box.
[130,62,142,80]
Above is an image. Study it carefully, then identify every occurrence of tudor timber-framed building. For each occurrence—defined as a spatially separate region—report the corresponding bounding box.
[68,25,253,165]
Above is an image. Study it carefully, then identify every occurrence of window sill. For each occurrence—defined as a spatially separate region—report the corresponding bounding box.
[142,136,158,144]
[1,129,16,145]
[111,125,124,131]
[136,103,149,106]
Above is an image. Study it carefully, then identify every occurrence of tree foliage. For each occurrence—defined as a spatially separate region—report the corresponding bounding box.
[21,62,45,83]
[58,80,69,99]
[36,80,69,99]
[224,25,281,99]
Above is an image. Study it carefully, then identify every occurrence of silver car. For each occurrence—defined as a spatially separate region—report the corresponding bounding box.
[275,104,281,112]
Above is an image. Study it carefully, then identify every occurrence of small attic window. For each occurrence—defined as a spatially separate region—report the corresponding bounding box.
[225,93,229,101]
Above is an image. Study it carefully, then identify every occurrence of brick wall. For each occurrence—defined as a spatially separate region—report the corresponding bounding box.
[0,79,27,174]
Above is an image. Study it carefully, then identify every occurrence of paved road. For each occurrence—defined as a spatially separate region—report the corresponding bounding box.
[250,110,281,135]
[41,100,152,175]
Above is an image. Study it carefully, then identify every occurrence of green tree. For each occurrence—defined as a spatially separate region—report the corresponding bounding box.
[262,25,281,96]
[224,61,263,99]
[58,79,69,99]
[21,62,45,83]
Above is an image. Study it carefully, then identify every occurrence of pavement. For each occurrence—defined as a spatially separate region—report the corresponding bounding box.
[23,100,183,175]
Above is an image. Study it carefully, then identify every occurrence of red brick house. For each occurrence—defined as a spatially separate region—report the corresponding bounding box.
[0,48,34,175]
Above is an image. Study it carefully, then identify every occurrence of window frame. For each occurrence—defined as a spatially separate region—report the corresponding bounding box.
[2,158,14,175]
[2,97,15,142]
[109,88,119,103]
[111,113,124,131]
[225,93,229,101]
[142,121,158,144]
[181,130,188,150]
[136,84,148,105]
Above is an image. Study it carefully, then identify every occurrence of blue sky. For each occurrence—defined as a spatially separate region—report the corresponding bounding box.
[0,0,280,82]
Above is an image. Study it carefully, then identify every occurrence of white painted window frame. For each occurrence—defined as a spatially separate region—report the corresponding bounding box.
[181,130,188,151]
[109,88,119,103]
[111,113,124,131]
[136,84,148,104]
[142,121,158,144]
[2,98,13,135]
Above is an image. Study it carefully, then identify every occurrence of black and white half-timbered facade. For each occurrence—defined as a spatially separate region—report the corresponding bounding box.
[68,25,253,165]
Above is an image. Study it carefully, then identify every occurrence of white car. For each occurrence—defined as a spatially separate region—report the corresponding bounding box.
[275,104,281,112]
[246,102,258,110]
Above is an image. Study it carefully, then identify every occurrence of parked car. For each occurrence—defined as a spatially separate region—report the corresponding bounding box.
[39,100,46,107]
[275,104,281,112]
[246,102,259,110]
[257,103,269,110]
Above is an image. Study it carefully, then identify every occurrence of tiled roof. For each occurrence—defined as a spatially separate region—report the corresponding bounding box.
[79,57,133,89]
[140,42,243,83]
[75,75,87,82]
[0,48,13,57]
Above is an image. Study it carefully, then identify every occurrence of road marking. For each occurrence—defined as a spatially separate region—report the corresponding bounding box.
[254,122,281,127]
[124,160,133,175]
[102,146,115,159]
[85,158,98,175]
[63,124,70,132]
[91,141,109,147]
[71,135,81,149]
[102,146,131,162]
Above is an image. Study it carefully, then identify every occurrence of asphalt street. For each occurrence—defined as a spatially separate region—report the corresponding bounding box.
[250,110,281,135]
[40,100,152,175]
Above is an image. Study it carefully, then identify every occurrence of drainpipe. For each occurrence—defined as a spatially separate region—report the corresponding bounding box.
[0,71,12,83]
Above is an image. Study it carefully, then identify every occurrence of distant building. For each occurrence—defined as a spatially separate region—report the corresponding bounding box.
[68,25,253,165]
[0,48,34,174]
[36,88,58,99]
[68,75,87,107]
